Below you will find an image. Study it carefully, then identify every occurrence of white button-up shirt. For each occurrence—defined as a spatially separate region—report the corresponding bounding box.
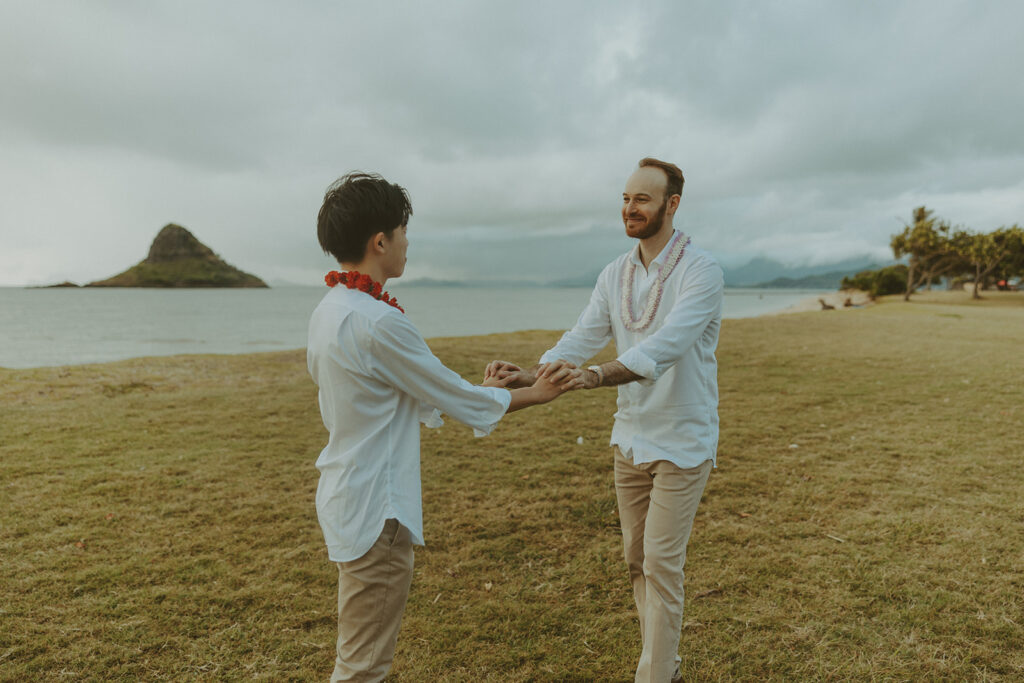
[308,286,511,562]
[540,231,724,469]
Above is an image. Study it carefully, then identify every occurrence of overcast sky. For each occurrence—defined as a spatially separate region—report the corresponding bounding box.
[2,0,1023,286]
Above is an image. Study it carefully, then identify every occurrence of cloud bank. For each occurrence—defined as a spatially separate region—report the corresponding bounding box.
[1,0,1022,285]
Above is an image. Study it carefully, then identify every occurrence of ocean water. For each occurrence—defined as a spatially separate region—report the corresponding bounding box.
[0,286,828,369]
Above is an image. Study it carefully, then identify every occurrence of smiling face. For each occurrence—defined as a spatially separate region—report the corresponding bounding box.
[622,166,677,240]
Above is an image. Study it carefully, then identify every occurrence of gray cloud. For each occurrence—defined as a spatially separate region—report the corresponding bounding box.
[2,0,1023,286]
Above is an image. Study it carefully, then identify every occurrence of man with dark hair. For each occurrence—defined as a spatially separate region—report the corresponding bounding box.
[316,172,413,264]
[308,171,581,682]
[486,158,723,683]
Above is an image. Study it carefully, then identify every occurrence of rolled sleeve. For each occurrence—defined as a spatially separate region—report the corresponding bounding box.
[616,346,658,386]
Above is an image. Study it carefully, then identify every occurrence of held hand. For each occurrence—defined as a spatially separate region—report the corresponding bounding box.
[537,359,581,387]
[500,369,537,388]
[484,359,522,381]
[504,362,583,412]
[531,364,584,402]
[481,373,516,388]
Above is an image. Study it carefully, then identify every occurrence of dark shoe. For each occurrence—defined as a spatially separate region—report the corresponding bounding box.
[670,665,683,683]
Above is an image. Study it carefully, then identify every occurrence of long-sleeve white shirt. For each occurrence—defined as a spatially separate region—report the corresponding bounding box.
[308,286,511,562]
[540,231,724,469]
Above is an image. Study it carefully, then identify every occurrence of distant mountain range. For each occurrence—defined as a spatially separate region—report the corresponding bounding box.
[721,256,892,287]
[745,269,877,289]
[400,256,893,289]
[551,256,894,289]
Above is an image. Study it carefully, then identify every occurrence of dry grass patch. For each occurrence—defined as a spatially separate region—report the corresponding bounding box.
[1,301,1022,680]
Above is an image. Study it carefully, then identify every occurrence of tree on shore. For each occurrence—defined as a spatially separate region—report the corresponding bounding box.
[991,228,1024,287]
[890,207,965,301]
[955,226,1024,299]
[840,265,908,298]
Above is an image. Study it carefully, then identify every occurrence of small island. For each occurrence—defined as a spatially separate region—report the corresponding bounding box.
[86,224,268,288]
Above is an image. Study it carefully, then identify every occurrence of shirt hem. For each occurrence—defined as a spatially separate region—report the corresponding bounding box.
[611,440,717,470]
[323,519,426,563]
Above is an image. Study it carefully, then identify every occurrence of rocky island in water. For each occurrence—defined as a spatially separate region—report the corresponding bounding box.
[82,224,268,288]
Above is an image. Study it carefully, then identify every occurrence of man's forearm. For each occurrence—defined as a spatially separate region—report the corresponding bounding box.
[506,385,542,412]
[582,360,642,389]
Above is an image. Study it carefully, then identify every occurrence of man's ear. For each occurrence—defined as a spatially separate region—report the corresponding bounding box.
[667,194,681,215]
[369,231,387,254]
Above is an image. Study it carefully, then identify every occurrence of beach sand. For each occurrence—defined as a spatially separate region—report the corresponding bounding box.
[773,288,874,315]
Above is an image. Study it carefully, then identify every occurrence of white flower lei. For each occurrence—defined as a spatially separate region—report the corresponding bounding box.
[620,234,690,332]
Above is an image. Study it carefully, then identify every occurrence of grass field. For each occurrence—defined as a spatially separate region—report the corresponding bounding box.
[1,291,1022,681]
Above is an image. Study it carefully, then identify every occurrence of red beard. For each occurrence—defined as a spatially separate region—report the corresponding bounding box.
[623,199,667,239]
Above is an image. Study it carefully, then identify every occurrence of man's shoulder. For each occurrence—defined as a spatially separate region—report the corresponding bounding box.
[676,244,724,296]
[312,289,407,339]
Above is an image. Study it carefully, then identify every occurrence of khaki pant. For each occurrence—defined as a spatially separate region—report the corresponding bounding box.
[614,448,712,683]
[331,519,414,683]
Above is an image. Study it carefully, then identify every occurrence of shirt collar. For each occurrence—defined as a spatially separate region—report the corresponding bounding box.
[629,229,684,270]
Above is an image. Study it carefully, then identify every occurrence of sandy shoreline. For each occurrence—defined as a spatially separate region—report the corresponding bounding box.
[770,289,874,315]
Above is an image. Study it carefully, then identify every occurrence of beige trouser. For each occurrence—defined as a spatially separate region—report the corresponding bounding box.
[331,519,414,683]
[614,447,712,683]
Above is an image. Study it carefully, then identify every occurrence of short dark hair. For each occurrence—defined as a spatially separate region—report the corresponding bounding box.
[317,172,413,263]
[638,157,684,198]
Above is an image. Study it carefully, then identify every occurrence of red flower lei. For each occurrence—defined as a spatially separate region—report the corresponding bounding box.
[325,270,405,313]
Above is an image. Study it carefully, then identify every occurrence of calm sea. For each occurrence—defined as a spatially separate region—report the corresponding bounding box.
[0,286,828,369]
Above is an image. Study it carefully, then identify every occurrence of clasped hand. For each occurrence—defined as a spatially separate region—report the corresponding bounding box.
[481,359,583,401]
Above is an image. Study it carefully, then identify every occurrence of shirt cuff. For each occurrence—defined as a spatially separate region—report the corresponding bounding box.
[616,348,657,386]
[538,349,559,364]
[472,424,497,438]
[472,387,511,437]
[419,405,444,429]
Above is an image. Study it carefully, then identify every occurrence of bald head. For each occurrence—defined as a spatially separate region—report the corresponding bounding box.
[638,157,684,197]
[625,166,674,203]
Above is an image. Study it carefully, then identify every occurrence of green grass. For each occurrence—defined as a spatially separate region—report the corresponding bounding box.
[1,291,1022,681]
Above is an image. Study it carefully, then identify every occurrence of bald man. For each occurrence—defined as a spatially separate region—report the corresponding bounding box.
[487,158,724,683]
